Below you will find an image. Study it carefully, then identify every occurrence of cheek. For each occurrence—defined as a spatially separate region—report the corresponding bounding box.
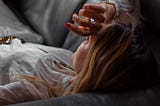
[72,43,90,71]
[73,46,88,64]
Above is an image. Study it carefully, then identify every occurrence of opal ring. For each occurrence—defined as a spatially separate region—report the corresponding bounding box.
[89,18,96,25]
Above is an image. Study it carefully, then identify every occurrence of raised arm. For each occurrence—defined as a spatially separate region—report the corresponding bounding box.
[108,0,141,28]
[65,0,141,36]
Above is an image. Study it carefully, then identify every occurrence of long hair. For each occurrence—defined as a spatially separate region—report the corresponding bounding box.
[18,23,157,97]
[70,23,157,94]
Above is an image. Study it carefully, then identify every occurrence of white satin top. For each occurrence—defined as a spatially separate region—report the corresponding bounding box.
[0,39,75,105]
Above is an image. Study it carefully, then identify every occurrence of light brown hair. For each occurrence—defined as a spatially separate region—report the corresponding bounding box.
[70,23,157,94]
[19,23,157,97]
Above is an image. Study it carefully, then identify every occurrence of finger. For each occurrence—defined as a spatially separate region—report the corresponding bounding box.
[65,22,91,36]
[79,9,105,22]
[82,4,105,13]
[72,14,90,27]
[65,22,100,36]
[72,14,102,29]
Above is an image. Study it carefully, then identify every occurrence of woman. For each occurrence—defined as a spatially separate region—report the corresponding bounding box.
[65,0,157,93]
[0,0,157,105]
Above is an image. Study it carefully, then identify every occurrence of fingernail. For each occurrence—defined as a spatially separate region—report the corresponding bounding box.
[65,22,71,28]
[72,14,76,18]
[74,13,78,17]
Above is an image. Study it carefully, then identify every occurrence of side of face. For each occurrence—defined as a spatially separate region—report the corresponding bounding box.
[72,36,95,73]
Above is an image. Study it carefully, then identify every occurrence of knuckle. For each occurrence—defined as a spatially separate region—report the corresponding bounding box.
[76,17,81,23]
[83,4,89,9]
[72,16,75,21]
[79,9,87,16]
[100,16,105,21]
[78,21,83,25]
[79,20,86,26]
[83,4,87,8]
[79,10,84,15]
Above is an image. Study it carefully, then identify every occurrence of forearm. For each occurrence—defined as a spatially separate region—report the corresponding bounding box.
[104,0,141,28]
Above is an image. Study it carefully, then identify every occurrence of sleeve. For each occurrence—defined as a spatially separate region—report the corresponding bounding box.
[0,81,31,105]
[0,80,53,105]
[104,0,141,29]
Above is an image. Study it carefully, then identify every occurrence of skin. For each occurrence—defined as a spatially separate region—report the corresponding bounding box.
[72,36,96,73]
[65,2,116,36]
[66,2,157,94]
[65,2,116,73]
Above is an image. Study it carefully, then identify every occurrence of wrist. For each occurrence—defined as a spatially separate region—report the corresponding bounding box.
[102,1,117,22]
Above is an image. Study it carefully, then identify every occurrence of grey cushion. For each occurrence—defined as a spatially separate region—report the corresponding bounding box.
[10,0,86,48]
[62,31,85,52]
[9,85,160,106]
[0,0,43,43]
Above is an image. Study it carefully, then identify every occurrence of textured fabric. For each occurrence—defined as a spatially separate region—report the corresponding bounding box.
[7,0,85,47]
[9,85,160,106]
[110,0,141,27]
[0,0,43,43]
[0,39,75,105]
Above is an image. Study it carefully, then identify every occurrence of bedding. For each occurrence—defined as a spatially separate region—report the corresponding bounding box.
[0,39,75,105]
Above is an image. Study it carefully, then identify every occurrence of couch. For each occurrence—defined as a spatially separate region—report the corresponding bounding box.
[0,0,159,105]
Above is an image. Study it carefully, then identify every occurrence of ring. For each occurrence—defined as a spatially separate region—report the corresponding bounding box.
[89,18,96,25]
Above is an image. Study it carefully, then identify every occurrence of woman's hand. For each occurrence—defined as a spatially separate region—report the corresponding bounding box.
[65,2,116,36]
